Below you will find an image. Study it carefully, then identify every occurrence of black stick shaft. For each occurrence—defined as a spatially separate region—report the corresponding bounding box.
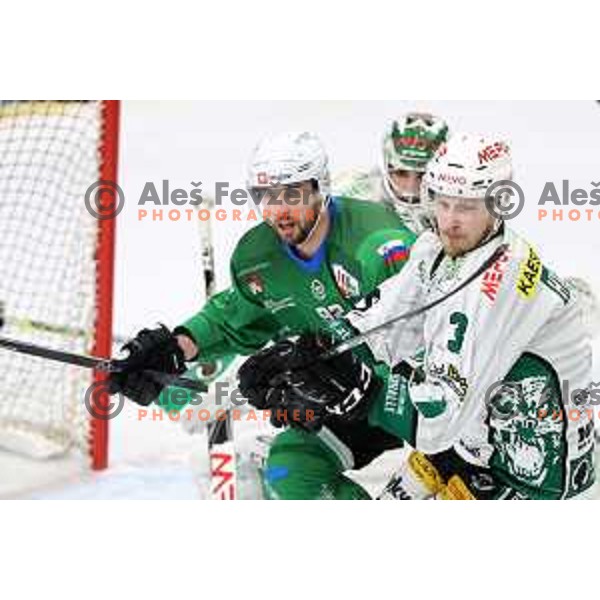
[0,334,207,393]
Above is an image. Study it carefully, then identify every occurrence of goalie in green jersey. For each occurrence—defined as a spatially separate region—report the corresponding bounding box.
[333,112,450,234]
[108,122,448,499]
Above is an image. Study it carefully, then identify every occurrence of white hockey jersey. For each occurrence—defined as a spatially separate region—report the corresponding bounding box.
[347,227,595,498]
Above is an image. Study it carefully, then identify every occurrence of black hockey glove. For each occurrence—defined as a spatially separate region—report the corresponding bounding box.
[237,336,315,410]
[274,341,380,432]
[238,335,380,432]
[108,325,186,406]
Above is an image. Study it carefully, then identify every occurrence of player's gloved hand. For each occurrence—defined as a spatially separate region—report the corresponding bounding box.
[237,336,316,411]
[239,334,380,432]
[108,324,187,406]
[273,340,380,432]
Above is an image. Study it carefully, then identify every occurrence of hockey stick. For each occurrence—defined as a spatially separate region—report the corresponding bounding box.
[320,243,509,361]
[0,333,208,393]
[194,197,238,499]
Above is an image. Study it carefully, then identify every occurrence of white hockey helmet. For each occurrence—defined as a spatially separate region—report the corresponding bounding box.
[423,133,513,200]
[246,131,330,197]
[423,133,514,237]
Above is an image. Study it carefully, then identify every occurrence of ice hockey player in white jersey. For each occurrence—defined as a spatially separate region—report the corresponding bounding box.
[332,111,449,235]
[250,132,596,499]
[362,133,596,499]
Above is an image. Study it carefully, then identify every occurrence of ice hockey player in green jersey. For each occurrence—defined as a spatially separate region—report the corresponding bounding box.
[108,125,448,499]
[245,133,596,500]
[333,111,450,235]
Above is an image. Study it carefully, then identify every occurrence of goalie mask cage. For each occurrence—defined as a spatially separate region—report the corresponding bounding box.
[0,100,119,473]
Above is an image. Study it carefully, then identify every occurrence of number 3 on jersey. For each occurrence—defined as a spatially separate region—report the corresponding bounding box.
[447,312,468,353]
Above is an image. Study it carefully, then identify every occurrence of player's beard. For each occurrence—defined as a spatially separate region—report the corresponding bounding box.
[273,215,311,245]
[270,197,324,246]
[440,232,471,258]
[439,221,496,258]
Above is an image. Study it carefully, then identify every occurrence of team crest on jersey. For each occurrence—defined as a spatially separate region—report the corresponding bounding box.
[245,272,264,295]
[310,279,326,301]
[428,362,468,400]
[332,264,360,299]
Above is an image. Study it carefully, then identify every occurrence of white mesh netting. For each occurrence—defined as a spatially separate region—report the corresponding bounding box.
[0,101,107,460]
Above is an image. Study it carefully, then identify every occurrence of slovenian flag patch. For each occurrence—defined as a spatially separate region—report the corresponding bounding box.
[377,240,409,265]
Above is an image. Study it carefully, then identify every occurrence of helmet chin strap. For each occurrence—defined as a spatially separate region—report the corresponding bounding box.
[294,194,330,248]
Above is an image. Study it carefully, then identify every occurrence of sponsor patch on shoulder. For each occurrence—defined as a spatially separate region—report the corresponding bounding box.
[516,246,542,300]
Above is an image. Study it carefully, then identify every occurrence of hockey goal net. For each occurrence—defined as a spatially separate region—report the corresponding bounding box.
[0,100,119,475]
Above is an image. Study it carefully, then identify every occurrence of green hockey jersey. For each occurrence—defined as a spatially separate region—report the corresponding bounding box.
[180,197,416,361]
